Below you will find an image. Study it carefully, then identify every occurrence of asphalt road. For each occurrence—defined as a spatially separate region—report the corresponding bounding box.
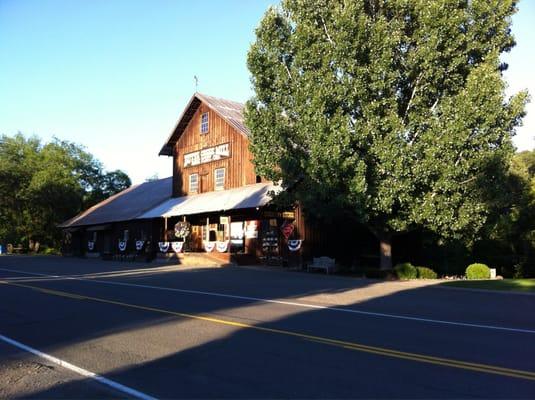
[0,256,534,399]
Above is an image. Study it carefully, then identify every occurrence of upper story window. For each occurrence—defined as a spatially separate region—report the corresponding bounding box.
[189,173,199,193]
[200,112,209,134]
[214,168,225,191]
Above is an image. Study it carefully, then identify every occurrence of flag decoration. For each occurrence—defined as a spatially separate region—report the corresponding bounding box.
[280,221,294,239]
[135,240,145,251]
[204,241,216,253]
[118,240,127,252]
[288,239,302,252]
[216,241,229,252]
[171,241,184,253]
[87,241,95,251]
[158,241,170,253]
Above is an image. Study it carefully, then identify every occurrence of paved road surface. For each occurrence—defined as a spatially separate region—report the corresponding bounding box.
[0,256,534,398]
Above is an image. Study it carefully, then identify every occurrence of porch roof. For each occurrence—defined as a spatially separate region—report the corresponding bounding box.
[59,177,173,228]
[137,182,282,219]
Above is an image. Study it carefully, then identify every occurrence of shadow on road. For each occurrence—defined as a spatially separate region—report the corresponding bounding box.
[1,256,534,398]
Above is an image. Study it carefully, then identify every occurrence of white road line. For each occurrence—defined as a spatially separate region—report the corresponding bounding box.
[0,334,157,400]
[1,267,534,335]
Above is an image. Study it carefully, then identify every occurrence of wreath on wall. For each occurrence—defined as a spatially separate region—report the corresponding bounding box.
[174,221,191,239]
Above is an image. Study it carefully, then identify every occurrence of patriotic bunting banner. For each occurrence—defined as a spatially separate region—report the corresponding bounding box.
[204,241,215,253]
[216,241,229,253]
[288,239,303,252]
[118,240,127,252]
[87,241,95,251]
[135,240,145,251]
[158,241,170,253]
[171,241,184,253]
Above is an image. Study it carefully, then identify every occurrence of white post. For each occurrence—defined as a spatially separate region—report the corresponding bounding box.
[164,217,168,241]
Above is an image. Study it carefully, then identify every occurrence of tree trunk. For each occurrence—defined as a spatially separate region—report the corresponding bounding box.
[379,235,392,270]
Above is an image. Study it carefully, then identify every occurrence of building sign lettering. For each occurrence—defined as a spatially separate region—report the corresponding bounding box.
[184,143,230,167]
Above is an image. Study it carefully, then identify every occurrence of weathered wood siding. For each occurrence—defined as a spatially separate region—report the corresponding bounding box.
[173,103,258,197]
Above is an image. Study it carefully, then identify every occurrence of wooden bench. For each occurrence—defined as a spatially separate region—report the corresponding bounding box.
[307,257,337,274]
[7,244,24,254]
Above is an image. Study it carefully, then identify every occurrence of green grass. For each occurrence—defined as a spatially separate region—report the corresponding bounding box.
[441,279,535,293]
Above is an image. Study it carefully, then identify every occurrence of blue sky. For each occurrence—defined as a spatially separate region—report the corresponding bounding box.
[0,0,533,184]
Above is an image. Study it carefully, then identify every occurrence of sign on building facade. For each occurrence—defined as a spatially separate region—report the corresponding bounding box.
[184,143,230,167]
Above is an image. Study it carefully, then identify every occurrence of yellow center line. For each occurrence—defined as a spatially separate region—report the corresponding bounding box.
[2,280,534,381]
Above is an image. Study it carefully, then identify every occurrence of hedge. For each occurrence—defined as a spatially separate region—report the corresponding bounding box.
[394,262,418,280]
[465,263,491,280]
[416,266,438,279]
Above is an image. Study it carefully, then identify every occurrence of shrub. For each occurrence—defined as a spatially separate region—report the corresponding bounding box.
[364,268,396,280]
[416,266,437,279]
[511,263,535,279]
[42,247,61,256]
[465,263,490,280]
[394,262,417,280]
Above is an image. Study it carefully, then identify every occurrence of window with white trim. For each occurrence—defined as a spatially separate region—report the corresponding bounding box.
[214,168,225,190]
[200,112,209,134]
[189,173,199,193]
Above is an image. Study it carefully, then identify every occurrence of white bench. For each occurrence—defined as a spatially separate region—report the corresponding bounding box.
[307,257,336,274]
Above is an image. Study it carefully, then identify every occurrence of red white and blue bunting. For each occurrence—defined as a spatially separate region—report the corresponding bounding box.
[158,241,170,253]
[135,240,145,251]
[204,241,216,253]
[216,241,229,253]
[118,240,127,252]
[171,241,184,253]
[288,239,303,252]
[87,241,95,251]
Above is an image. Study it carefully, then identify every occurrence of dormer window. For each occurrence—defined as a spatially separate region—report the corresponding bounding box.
[200,112,209,134]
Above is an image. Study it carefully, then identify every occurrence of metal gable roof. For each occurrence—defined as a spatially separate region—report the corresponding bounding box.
[58,177,173,228]
[158,92,249,156]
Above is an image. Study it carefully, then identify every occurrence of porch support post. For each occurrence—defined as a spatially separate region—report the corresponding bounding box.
[227,215,231,253]
[164,217,168,241]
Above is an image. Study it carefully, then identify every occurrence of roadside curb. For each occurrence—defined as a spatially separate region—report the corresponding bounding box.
[434,284,535,297]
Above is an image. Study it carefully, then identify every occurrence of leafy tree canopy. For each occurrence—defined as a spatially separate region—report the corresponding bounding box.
[486,149,535,271]
[0,133,131,248]
[245,0,529,268]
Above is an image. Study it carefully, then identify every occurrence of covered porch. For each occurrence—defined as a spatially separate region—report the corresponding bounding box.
[137,183,302,265]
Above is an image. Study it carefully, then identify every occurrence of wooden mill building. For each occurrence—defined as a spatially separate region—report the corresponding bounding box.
[60,93,331,265]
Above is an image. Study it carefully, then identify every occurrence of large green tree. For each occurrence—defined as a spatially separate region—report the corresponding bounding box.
[0,133,131,248]
[485,150,535,275]
[245,0,528,268]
